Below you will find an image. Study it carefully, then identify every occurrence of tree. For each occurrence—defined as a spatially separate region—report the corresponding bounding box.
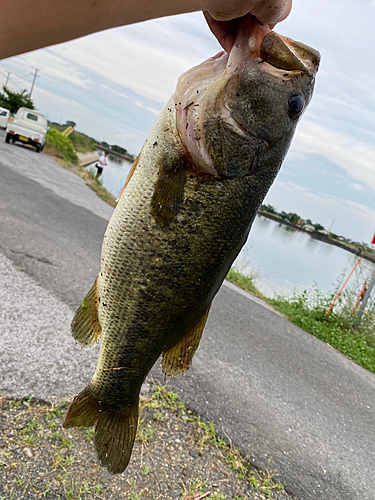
[0,86,35,113]
[286,213,301,224]
[314,223,325,231]
[65,120,76,128]
[111,144,128,155]
[260,204,277,214]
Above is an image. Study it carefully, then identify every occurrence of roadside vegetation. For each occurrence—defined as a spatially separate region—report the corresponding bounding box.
[226,268,375,375]
[43,126,117,207]
[0,382,293,500]
[44,128,79,165]
[48,122,97,154]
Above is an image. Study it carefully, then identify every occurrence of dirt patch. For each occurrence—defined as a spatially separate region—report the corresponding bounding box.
[0,383,296,500]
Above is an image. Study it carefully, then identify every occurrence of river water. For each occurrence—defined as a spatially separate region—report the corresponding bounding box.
[88,155,374,298]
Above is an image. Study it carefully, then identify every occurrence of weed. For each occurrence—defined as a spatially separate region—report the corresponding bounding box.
[60,437,74,451]
[153,411,163,422]
[62,454,76,467]
[19,417,40,435]
[141,465,152,476]
[182,478,207,497]
[94,484,103,494]
[152,383,186,415]
[138,426,155,444]
[226,268,262,298]
[41,485,51,497]
[85,428,95,441]
[51,431,63,442]
[80,482,91,494]
[24,434,35,446]
[9,399,21,409]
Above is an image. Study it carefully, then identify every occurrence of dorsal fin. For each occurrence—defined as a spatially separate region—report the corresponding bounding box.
[161,308,210,376]
[116,154,141,202]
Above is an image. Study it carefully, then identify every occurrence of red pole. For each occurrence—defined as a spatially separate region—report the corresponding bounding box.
[325,257,362,316]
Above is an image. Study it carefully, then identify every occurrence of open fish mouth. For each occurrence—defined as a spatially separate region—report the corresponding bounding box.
[260,32,320,76]
[205,13,320,77]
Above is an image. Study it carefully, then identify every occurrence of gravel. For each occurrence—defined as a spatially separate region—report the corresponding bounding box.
[0,384,297,500]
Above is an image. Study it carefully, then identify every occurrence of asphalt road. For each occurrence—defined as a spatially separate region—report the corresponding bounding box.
[1,131,374,500]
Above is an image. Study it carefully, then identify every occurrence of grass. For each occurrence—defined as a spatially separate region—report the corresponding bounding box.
[226,268,264,299]
[226,268,375,375]
[0,382,291,500]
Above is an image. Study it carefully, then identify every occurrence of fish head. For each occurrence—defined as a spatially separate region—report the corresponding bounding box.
[175,15,320,179]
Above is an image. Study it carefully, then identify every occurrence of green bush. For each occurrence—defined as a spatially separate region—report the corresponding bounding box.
[45,128,78,164]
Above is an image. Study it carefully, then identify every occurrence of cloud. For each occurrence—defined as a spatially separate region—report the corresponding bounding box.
[292,118,375,192]
[47,21,207,104]
[134,101,159,116]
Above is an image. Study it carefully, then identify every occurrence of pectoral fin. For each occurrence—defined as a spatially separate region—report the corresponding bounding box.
[150,155,187,227]
[161,309,210,376]
[71,277,102,348]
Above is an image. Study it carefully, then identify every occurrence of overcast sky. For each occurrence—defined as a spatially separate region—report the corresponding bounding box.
[1,0,374,243]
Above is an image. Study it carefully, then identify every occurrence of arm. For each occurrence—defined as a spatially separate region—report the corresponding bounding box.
[0,0,291,60]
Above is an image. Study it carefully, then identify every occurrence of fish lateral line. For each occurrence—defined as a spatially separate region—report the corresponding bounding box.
[102,366,127,372]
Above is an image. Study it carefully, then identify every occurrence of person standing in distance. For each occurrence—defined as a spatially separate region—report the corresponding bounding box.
[95,152,109,178]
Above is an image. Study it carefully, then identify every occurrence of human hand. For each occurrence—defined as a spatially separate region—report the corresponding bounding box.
[205,0,292,25]
[203,0,292,52]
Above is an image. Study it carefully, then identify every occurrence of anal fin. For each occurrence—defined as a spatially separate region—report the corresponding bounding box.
[161,308,210,376]
[72,277,102,348]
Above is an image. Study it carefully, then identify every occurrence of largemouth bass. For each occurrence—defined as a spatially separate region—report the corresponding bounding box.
[64,16,320,474]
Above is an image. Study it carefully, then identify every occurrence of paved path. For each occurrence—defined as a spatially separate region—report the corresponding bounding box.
[1,131,374,500]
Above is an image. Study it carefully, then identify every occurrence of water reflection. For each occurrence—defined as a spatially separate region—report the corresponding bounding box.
[235,215,369,298]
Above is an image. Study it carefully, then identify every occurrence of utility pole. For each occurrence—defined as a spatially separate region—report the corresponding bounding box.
[355,271,375,325]
[30,67,39,98]
[4,71,10,87]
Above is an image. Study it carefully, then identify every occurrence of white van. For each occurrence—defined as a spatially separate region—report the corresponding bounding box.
[5,107,47,153]
[0,107,10,129]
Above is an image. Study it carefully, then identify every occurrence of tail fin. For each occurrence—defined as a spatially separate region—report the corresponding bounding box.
[63,386,139,474]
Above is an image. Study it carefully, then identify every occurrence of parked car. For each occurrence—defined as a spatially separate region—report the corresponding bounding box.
[5,107,47,153]
[0,107,10,129]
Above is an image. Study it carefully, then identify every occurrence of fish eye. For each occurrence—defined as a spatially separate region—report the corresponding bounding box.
[288,93,305,116]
